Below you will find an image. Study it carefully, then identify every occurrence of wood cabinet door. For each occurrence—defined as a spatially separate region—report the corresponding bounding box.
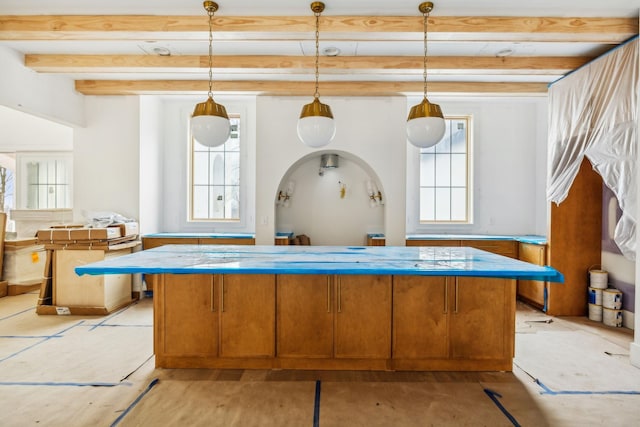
[393,276,449,359]
[517,243,546,307]
[276,274,333,358]
[449,277,515,360]
[334,275,391,359]
[160,274,217,356]
[219,274,275,358]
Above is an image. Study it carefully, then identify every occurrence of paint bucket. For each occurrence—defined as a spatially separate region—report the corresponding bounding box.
[588,287,603,306]
[588,303,603,322]
[602,307,623,327]
[602,288,622,310]
[588,267,608,289]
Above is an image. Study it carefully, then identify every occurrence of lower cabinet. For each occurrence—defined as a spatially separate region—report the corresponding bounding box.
[156,273,275,362]
[156,273,515,371]
[393,275,515,368]
[161,274,218,357]
[276,274,391,360]
[517,242,547,309]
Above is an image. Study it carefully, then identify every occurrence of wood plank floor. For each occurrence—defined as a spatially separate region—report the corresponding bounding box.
[0,292,638,426]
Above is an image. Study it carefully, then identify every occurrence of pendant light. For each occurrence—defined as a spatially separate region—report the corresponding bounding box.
[297,2,336,148]
[191,1,230,147]
[406,2,446,148]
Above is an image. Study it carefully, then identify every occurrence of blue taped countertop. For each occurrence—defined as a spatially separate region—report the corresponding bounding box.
[75,244,562,283]
[143,232,255,239]
[406,234,547,245]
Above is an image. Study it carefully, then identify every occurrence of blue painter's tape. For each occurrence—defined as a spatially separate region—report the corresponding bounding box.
[0,320,85,364]
[535,379,640,395]
[313,380,321,427]
[111,378,160,426]
[75,245,563,283]
[0,307,37,322]
[483,388,521,427]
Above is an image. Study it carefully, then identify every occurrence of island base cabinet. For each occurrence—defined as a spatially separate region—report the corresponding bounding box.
[219,274,275,358]
[157,274,217,357]
[277,275,333,358]
[392,276,449,359]
[155,273,275,368]
[155,273,516,371]
[450,277,515,360]
[335,275,391,359]
[392,276,515,371]
[276,274,392,361]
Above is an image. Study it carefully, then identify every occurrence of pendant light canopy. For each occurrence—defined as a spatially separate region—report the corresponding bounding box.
[406,2,446,148]
[297,2,336,148]
[191,1,230,147]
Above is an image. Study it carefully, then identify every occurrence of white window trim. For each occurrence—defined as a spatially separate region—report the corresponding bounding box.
[406,115,474,234]
[15,151,73,210]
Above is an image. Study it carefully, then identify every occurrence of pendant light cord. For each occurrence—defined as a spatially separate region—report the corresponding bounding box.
[314,10,320,99]
[207,6,215,98]
[422,8,429,100]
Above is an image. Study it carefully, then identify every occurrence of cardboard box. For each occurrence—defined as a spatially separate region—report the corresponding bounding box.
[3,239,46,286]
[37,227,122,242]
[114,222,139,237]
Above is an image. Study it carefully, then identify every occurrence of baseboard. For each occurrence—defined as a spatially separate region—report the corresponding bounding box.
[630,342,640,369]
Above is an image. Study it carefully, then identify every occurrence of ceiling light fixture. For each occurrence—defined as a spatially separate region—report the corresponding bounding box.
[406,2,446,148]
[191,1,230,148]
[297,2,336,148]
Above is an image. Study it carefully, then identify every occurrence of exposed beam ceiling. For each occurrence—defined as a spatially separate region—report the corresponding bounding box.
[0,13,637,96]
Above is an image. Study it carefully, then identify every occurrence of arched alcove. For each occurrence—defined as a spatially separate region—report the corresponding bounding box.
[275,150,385,245]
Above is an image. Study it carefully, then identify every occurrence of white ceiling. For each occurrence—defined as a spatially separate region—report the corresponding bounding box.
[0,0,638,95]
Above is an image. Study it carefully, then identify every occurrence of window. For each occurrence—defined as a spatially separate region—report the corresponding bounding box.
[189,115,240,221]
[16,152,73,209]
[419,116,471,223]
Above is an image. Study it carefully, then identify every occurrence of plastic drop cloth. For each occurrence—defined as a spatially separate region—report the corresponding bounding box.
[547,37,638,260]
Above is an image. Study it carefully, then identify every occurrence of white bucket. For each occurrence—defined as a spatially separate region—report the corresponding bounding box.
[588,287,603,306]
[589,267,608,289]
[588,303,603,322]
[602,288,622,309]
[603,308,623,327]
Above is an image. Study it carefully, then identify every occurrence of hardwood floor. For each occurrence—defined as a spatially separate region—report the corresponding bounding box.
[0,292,638,426]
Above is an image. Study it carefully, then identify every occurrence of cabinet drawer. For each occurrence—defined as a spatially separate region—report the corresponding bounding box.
[461,240,518,258]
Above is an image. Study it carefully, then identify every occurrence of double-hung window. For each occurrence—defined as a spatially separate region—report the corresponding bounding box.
[419,116,471,223]
[189,115,241,221]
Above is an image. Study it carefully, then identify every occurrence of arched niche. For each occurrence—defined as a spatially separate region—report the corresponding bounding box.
[275,150,385,246]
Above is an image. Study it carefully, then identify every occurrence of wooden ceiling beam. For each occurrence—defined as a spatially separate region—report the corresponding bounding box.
[75,79,549,96]
[1,15,636,43]
[26,54,592,73]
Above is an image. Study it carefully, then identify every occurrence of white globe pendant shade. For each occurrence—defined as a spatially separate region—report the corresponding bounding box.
[406,97,446,148]
[191,95,231,147]
[297,98,336,148]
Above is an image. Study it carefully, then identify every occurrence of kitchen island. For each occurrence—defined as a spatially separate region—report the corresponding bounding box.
[76,245,562,372]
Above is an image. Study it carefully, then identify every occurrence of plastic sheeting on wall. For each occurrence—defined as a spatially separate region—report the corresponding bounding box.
[547,37,638,260]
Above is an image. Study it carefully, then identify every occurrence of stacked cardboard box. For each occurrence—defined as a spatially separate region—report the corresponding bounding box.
[3,238,46,295]
[36,223,139,250]
[35,223,140,315]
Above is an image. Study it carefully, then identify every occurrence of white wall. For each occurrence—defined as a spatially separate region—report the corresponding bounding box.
[159,96,257,233]
[276,152,385,245]
[406,96,548,236]
[0,46,84,127]
[0,105,73,152]
[73,96,140,223]
[256,96,407,245]
[139,96,163,234]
